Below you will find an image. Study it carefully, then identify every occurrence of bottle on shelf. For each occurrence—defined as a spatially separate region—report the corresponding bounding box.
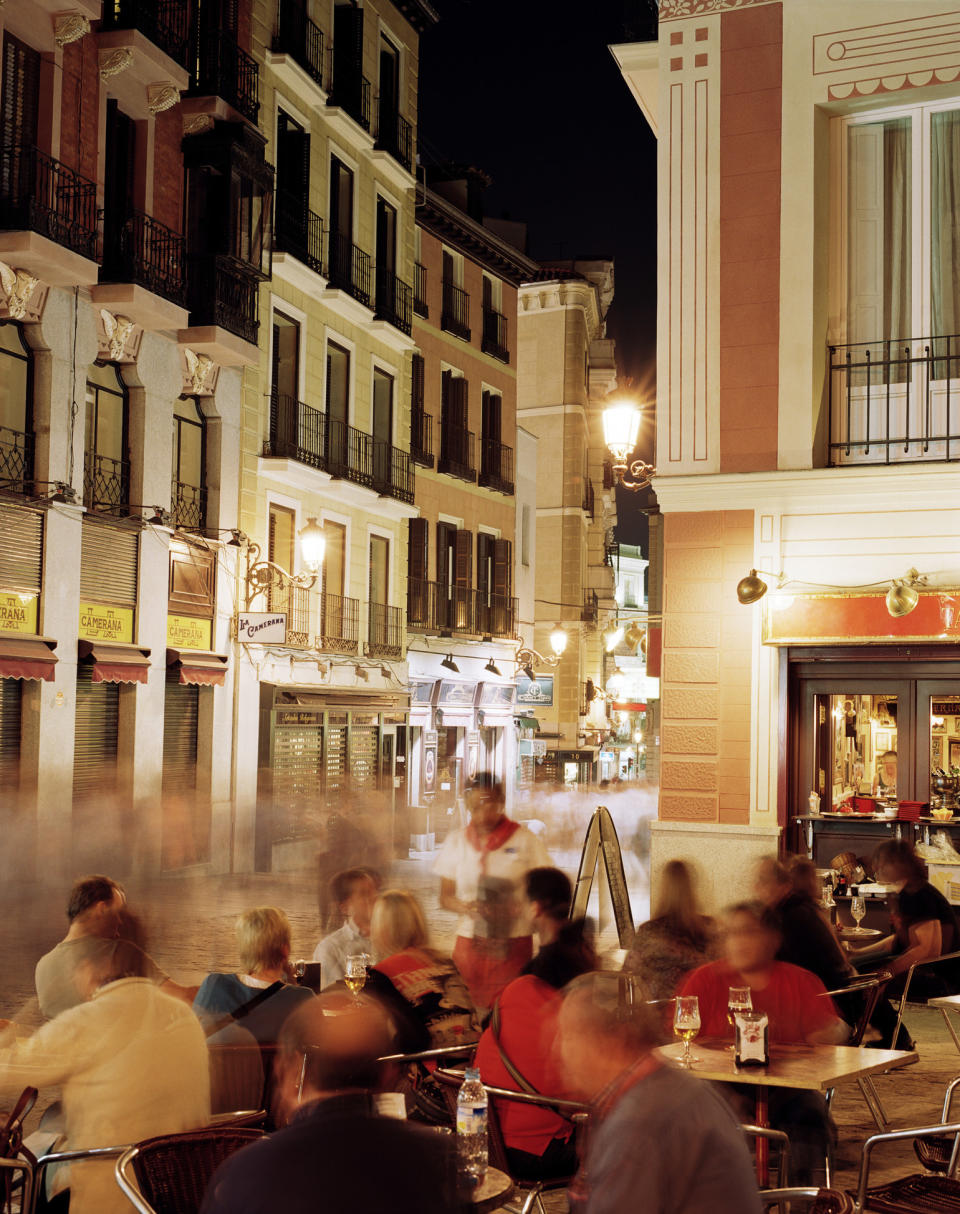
[456,1067,488,1187]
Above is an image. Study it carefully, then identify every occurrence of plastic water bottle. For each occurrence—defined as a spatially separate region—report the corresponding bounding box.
[456,1067,488,1185]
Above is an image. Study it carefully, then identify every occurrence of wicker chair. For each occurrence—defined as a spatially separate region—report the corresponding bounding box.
[115,1127,264,1214]
[854,1120,960,1212]
[911,1075,960,1174]
[760,1188,855,1213]
[0,1087,36,1214]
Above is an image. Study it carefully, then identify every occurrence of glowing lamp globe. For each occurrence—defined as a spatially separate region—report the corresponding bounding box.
[298,517,326,573]
[602,402,642,463]
[549,623,568,657]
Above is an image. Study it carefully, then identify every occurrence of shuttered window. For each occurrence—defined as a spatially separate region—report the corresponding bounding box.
[162,668,199,798]
[0,677,22,787]
[324,720,347,806]
[454,529,472,589]
[493,538,512,600]
[1,33,40,151]
[0,504,42,595]
[407,517,428,626]
[80,519,138,607]
[273,714,323,822]
[73,665,119,803]
[411,353,424,412]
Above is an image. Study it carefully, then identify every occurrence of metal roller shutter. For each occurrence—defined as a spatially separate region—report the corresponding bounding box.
[0,505,42,594]
[80,519,138,605]
[162,668,199,797]
[324,722,347,807]
[350,725,378,792]
[0,677,22,787]
[73,665,119,802]
[273,715,322,814]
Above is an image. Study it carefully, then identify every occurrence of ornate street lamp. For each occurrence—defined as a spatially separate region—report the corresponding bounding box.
[244,516,325,606]
[516,623,568,680]
[602,397,656,491]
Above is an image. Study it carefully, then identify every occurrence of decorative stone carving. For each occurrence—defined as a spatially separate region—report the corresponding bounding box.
[99,48,134,81]
[182,348,219,396]
[99,309,140,362]
[53,14,90,47]
[659,0,770,15]
[0,263,39,320]
[147,83,180,115]
[183,114,215,136]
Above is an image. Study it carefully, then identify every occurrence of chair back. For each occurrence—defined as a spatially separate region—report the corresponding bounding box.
[121,1127,264,1214]
[821,973,889,1046]
[760,1188,855,1213]
[0,1086,36,1214]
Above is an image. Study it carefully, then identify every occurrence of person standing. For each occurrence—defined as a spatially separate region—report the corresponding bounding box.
[434,774,550,1010]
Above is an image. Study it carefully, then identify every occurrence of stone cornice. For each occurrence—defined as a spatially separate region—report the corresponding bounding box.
[518,280,602,335]
[416,189,540,285]
[659,0,778,19]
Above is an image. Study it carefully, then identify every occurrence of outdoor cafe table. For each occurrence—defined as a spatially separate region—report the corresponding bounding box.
[470,1167,514,1213]
[657,1041,918,1183]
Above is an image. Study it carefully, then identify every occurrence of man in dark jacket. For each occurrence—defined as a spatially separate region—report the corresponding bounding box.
[755,857,854,991]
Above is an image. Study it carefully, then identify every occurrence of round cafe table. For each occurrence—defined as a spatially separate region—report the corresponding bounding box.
[470,1166,514,1212]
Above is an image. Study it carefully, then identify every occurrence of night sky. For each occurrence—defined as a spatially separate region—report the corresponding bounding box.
[418,0,659,541]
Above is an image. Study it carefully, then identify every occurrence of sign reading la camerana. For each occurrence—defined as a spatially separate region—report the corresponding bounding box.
[0,591,38,635]
[237,611,287,644]
[167,614,213,650]
[79,601,134,643]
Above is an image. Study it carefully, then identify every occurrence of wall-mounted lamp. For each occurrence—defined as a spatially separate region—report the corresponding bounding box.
[886,568,925,618]
[484,657,502,677]
[441,653,460,674]
[516,623,568,678]
[735,569,785,605]
[603,625,624,653]
[602,397,656,491]
[243,517,325,607]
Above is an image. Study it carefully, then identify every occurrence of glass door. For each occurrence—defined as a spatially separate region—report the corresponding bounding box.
[917,681,960,811]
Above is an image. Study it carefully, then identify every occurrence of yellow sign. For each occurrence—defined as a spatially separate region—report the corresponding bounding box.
[167,614,212,651]
[0,591,38,635]
[78,602,134,643]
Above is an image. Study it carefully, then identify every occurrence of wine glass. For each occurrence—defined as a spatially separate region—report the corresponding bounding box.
[344,953,367,1003]
[673,995,701,1068]
[851,895,866,934]
[726,986,752,1051]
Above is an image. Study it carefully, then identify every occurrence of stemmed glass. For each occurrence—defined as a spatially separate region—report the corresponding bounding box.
[344,953,367,1003]
[851,895,867,934]
[726,986,752,1051]
[673,995,701,1068]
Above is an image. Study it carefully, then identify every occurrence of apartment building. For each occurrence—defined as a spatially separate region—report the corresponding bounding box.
[615,0,960,906]
[0,0,267,880]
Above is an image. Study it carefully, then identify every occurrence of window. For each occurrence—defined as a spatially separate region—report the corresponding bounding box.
[0,324,32,492]
[520,503,531,567]
[1,32,40,157]
[369,534,389,605]
[234,174,271,274]
[326,340,350,466]
[442,247,463,288]
[171,398,206,531]
[376,196,397,274]
[275,110,310,252]
[379,34,400,120]
[372,366,393,486]
[322,520,346,600]
[329,156,354,239]
[84,364,128,513]
[268,504,296,618]
[272,312,300,400]
[482,274,502,313]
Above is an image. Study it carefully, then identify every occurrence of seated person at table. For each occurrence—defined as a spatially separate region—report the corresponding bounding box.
[755,855,854,992]
[2,940,209,1214]
[476,867,596,1181]
[847,838,960,1049]
[367,889,480,1054]
[200,994,460,1214]
[194,907,314,1044]
[313,868,377,986]
[623,859,718,1001]
[681,901,846,1186]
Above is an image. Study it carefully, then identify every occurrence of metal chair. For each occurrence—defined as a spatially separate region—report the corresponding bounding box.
[759,1188,855,1213]
[911,1074,960,1174]
[820,973,890,1130]
[31,1145,130,1214]
[115,1127,264,1214]
[890,949,960,1053]
[854,1120,960,1213]
[0,1087,36,1214]
[743,1124,791,1190]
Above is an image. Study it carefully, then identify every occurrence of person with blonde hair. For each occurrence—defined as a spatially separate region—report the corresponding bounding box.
[621,859,718,1000]
[365,889,480,1053]
[193,907,314,1044]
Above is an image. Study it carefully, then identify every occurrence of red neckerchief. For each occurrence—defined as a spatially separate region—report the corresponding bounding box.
[465,816,520,873]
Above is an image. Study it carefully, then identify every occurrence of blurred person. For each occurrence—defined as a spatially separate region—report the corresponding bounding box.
[435,773,550,1009]
[559,972,760,1214]
[1,940,209,1214]
[754,856,853,991]
[199,994,460,1214]
[194,907,314,1044]
[622,860,718,1001]
[366,889,480,1053]
[35,874,196,1019]
[681,902,846,1184]
[872,749,898,797]
[312,868,377,986]
[475,868,596,1181]
[847,838,960,1048]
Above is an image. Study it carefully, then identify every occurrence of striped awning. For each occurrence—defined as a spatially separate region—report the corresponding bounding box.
[166,648,228,687]
[78,640,150,684]
[0,634,57,682]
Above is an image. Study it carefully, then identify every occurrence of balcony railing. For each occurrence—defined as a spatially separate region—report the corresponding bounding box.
[478,437,514,495]
[0,143,99,262]
[603,460,616,490]
[438,426,476,482]
[192,30,260,124]
[101,0,189,69]
[266,581,312,646]
[374,265,412,335]
[265,392,414,503]
[375,102,412,171]
[101,210,187,307]
[328,231,371,306]
[274,190,324,276]
[583,478,595,518]
[318,592,359,653]
[0,426,33,495]
[582,588,598,622]
[481,306,509,362]
[441,279,471,341]
[273,0,324,88]
[366,601,402,659]
[413,262,428,317]
[188,254,259,345]
[406,580,516,639]
[829,335,960,466]
[171,479,206,531]
[476,592,517,640]
[411,409,433,468]
[84,451,129,514]
[329,62,371,131]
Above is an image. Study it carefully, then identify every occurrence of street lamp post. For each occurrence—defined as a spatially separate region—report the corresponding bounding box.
[243,516,326,607]
[602,397,656,491]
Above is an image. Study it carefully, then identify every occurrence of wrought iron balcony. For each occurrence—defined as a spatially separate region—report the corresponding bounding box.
[829,335,960,466]
[101,210,186,307]
[265,581,312,646]
[265,392,327,469]
[0,143,99,262]
[83,451,129,514]
[475,592,517,640]
[366,601,402,659]
[374,265,412,335]
[328,231,371,306]
[101,0,189,69]
[441,278,471,341]
[438,425,476,482]
[273,0,324,88]
[187,254,260,345]
[171,479,206,531]
[478,437,514,495]
[318,592,359,653]
[328,62,371,131]
[192,30,259,124]
[481,306,509,362]
[0,426,33,495]
[406,580,516,639]
[411,409,433,468]
[581,588,598,622]
[414,262,428,317]
[375,103,412,171]
[274,190,324,277]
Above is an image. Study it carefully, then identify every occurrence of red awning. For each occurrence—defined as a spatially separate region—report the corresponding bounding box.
[166,648,228,687]
[612,701,647,712]
[0,635,58,682]
[78,640,150,684]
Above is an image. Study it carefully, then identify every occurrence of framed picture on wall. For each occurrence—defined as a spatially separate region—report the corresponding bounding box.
[875,730,892,753]
[950,739,960,771]
[933,737,944,766]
